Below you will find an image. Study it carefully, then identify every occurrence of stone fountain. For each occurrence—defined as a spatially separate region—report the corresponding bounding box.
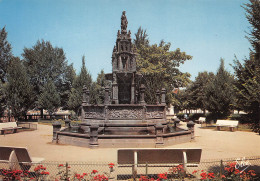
[53,11,193,148]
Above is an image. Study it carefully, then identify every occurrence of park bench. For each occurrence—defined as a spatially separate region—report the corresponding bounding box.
[216,120,239,132]
[0,146,45,170]
[0,122,22,135]
[196,117,206,124]
[117,148,202,178]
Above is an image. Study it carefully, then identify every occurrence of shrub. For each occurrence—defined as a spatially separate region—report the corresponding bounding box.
[188,113,205,121]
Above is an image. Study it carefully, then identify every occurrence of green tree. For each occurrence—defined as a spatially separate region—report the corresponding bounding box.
[0,27,13,84]
[204,59,235,118]
[134,27,149,49]
[0,81,6,116]
[0,27,13,116]
[23,40,68,114]
[5,57,33,120]
[38,79,61,116]
[57,64,76,109]
[232,0,260,133]
[185,71,215,113]
[93,69,109,104]
[135,37,192,105]
[243,0,260,47]
[68,56,92,112]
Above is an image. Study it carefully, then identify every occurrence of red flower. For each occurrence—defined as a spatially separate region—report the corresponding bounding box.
[92,170,98,174]
[207,172,214,179]
[58,164,64,167]
[192,170,198,174]
[157,173,167,180]
[200,172,207,180]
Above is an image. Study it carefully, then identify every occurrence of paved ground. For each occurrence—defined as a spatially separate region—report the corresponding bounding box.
[0,122,260,162]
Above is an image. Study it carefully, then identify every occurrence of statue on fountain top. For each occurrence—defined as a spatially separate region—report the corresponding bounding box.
[121,11,128,33]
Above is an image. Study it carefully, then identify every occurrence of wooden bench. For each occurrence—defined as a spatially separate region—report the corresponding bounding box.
[216,120,239,131]
[0,122,22,135]
[196,117,206,124]
[0,146,45,170]
[118,148,202,178]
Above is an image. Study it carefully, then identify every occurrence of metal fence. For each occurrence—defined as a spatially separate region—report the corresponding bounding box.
[0,156,260,180]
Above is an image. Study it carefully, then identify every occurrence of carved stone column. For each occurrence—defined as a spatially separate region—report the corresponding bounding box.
[112,73,119,104]
[135,90,138,104]
[140,84,146,105]
[155,123,164,147]
[83,86,90,105]
[104,86,110,105]
[161,88,166,105]
[52,121,61,143]
[82,86,87,104]
[156,89,160,104]
[64,118,71,128]
[131,74,135,104]
[89,124,99,148]
[187,121,195,139]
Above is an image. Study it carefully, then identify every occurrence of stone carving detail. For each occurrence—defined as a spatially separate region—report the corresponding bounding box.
[146,107,164,119]
[108,107,142,119]
[146,111,164,119]
[84,107,105,119]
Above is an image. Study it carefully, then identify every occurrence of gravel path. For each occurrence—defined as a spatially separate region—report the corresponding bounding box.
[0,122,259,162]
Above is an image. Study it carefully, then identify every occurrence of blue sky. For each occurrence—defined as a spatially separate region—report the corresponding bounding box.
[0,0,251,80]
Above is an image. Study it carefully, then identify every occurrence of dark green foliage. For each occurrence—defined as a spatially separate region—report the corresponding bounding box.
[134,27,149,49]
[243,0,260,47]
[38,79,61,115]
[0,27,12,84]
[68,56,92,112]
[23,40,68,110]
[0,27,12,116]
[204,59,235,117]
[5,57,33,120]
[0,81,6,116]
[188,113,205,121]
[134,28,192,105]
[91,70,109,104]
[58,64,76,109]
[184,71,215,112]
[232,0,260,133]
[228,114,251,124]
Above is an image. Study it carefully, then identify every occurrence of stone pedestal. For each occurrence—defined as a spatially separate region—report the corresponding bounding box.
[187,121,195,139]
[161,88,166,105]
[104,86,110,105]
[173,118,180,128]
[52,121,62,142]
[64,118,71,128]
[155,123,164,147]
[156,89,160,104]
[90,124,99,148]
[140,84,146,105]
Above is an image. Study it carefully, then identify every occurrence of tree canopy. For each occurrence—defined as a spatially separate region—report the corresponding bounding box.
[22,40,69,112]
[68,56,93,112]
[134,27,192,105]
[0,27,12,84]
[204,59,235,117]
[232,0,260,132]
[5,57,33,120]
